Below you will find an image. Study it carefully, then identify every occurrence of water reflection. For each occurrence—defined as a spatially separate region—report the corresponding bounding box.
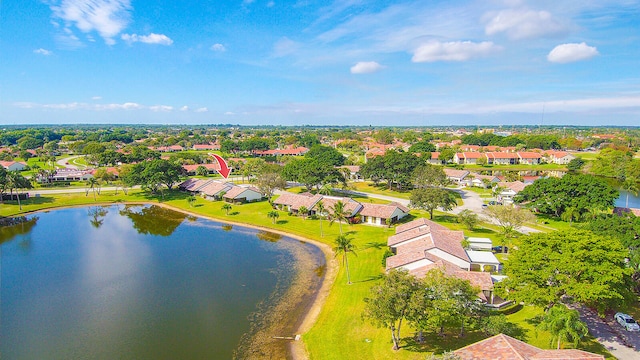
[0,217,38,246]
[256,230,282,243]
[119,205,187,236]
[88,206,109,228]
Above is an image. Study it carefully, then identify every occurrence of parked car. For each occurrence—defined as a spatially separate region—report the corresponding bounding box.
[615,312,640,331]
[492,245,508,253]
[481,204,488,209]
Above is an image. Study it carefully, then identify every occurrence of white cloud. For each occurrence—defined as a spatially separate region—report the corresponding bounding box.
[272,37,299,57]
[121,33,173,45]
[484,9,568,40]
[547,42,599,63]
[211,43,226,52]
[50,0,132,45]
[412,41,500,62]
[91,96,102,100]
[350,61,385,74]
[266,1,275,7]
[149,105,174,112]
[34,48,53,56]
[180,106,189,111]
[224,111,235,115]
[12,101,182,112]
[195,107,209,113]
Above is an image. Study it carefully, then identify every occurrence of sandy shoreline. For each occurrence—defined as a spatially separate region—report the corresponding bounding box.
[14,201,338,360]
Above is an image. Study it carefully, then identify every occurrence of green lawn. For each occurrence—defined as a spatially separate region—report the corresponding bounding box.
[0,188,613,359]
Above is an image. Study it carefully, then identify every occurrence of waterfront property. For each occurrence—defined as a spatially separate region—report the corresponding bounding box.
[454,333,604,360]
[386,218,504,305]
[273,192,410,226]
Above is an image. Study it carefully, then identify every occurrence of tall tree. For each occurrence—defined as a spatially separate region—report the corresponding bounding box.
[412,164,447,188]
[410,187,457,219]
[333,234,357,285]
[537,305,589,349]
[316,200,326,237]
[363,269,420,350]
[329,200,350,234]
[515,174,618,217]
[5,171,31,210]
[484,205,535,243]
[267,210,280,224]
[499,230,634,314]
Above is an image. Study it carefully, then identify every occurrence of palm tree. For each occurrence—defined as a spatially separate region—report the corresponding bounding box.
[221,203,232,215]
[622,177,639,208]
[319,183,333,196]
[298,206,309,220]
[187,195,197,207]
[5,171,31,211]
[330,200,350,234]
[316,200,326,237]
[561,206,580,225]
[267,210,280,224]
[85,178,100,201]
[333,234,357,285]
[538,305,588,349]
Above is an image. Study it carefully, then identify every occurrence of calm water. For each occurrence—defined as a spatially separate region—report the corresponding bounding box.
[0,205,323,360]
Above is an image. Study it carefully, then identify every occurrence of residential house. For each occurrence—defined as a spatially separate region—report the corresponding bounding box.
[427,152,444,165]
[443,168,470,185]
[339,165,362,181]
[453,152,485,165]
[497,181,528,204]
[454,333,604,360]
[253,146,309,157]
[0,161,27,171]
[359,202,409,226]
[517,151,542,165]
[466,237,492,251]
[273,192,323,213]
[386,218,504,305]
[199,181,234,200]
[192,143,220,151]
[544,150,576,164]
[222,186,263,203]
[179,178,213,193]
[48,169,94,182]
[273,192,408,226]
[485,152,519,165]
[470,174,500,188]
[182,163,221,175]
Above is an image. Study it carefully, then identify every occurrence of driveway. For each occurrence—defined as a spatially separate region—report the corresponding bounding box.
[575,306,640,359]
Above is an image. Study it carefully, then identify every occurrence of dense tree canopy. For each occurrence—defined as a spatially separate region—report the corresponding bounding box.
[500,230,634,313]
[305,144,345,166]
[360,150,424,190]
[514,174,618,218]
[121,159,185,194]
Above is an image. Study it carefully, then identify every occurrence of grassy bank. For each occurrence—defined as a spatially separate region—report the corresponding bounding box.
[0,190,613,359]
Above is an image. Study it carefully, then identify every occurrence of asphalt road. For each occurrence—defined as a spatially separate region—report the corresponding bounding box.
[575,306,640,360]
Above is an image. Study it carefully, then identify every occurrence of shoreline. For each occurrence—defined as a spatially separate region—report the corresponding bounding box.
[10,201,338,360]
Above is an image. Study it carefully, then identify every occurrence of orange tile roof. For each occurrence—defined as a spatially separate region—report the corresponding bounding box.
[454,334,604,360]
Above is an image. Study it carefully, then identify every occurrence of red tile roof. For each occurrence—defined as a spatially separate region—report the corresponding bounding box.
[359,202,409,219]
[454,334,604,360]
[395,218,448,234]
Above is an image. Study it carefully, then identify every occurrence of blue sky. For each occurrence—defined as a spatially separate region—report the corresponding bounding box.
[2,0,639,126]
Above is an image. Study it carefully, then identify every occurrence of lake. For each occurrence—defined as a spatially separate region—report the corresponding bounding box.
[0,205,325,359]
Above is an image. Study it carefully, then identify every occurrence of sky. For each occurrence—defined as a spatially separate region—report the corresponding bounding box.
[1,0,639,126]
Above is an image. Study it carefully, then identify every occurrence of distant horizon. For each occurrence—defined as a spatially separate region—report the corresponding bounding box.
[3,1,639,125]
[1,122,638,130]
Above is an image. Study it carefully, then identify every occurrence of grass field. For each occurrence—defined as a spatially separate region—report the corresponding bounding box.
[0,189,613,359]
